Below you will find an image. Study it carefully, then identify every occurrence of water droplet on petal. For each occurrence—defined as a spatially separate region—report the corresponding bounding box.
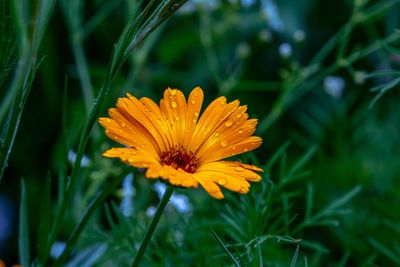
[238,130,243,134]
[175,116,179,121]
[215,132,220,137]
[120,122,126,127]
[194,112,199,117]
[171,101,178,108]
[192,119,196,123]
[221,140,228,147]
[128,158,133,163]
[236,114,242,118]
[239,187,247,193]
[218,179,226,185]
[191,100,196,104]
[170,89,177,96]
[235,167,244,172]
[225,119,234,127]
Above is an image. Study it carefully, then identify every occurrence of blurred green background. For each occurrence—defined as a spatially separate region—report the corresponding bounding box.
[1,0,400,266]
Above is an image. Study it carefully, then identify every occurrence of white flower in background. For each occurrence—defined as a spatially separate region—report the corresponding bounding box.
[279,43,292,58]
[236,42,251,59]
[170,194,192,213]
[293,30,306,43]
[146,206,157,217]
[261,0,284,32]
[154,181,167,198]
[324,76,345,98]
[354,71,367,85]
[50,241,66,259]
[179,0,220,14]
[68,150,90,167]
[120,173,135,217]
[154,182,192,214]
[258,29,272,43]
[241,0,256,8]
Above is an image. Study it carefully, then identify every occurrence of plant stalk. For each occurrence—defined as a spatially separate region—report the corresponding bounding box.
[131,185,175,267]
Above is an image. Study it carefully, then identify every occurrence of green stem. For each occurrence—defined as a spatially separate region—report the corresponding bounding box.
[131,185,175,267]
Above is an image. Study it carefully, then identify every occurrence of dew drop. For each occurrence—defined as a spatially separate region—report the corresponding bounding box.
[239,187,247,193]
[220,140,228,147]
[235,167,244,172]
[191,100,196,105]
[215,132,220,137]
[236,114,242,118]
[171,101,178,108]
[225,119,234,127]
[120,122,126,127]
[170,89,177,96]
[192,119,197,123]
[128,158,133,163]
[218,179,227,185]
[106,118,111,123]
[238,130,243,134]
[175,116,179,121]
[157,119,162,124]
[194,112,199,117]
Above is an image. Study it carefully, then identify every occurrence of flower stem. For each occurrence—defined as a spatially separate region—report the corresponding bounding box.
[131,185,175,267]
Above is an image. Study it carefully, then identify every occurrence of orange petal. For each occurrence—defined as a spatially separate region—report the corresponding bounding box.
[140,97,174,150]
[99,116,157,155]
[117,94,168,153]
[197,161,263,182]
[182,87,204,148]
[195,108,257,158]
[145,164,198,188]
[103,147,159,169]
[192,172,224,199]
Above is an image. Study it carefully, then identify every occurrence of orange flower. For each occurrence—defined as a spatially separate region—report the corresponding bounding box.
[99,87,263,199]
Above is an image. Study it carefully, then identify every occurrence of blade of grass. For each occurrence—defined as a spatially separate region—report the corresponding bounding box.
[369,237,400,265]
[0,0,55,181]
[290,245,300,267]
[38,173,52,265]
[255,237,263,267]
[19,179,30,267]
[210,227,241,267]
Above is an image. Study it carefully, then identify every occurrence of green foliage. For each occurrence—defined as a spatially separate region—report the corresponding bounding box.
[1,0,400,266]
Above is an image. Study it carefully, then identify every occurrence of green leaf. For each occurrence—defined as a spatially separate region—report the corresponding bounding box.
[369,237,400,265]
[38,172,52,265]
[210,227,241,267]
[19,178,30,267]
[290,245,300,267]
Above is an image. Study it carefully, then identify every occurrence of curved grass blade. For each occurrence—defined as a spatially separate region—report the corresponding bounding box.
[19,178,30,267]
[210,227,240,267]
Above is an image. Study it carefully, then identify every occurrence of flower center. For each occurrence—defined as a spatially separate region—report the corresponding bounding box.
[160,146,199,173]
